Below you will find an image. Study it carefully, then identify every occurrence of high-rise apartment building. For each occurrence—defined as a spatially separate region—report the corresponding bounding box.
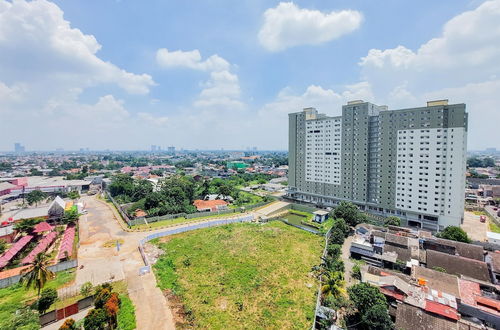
[14,142,25,153]
[287,100,468,231]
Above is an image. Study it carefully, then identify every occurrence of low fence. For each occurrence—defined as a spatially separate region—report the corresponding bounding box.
[105,188,269,227]
[312,227,333,329]
[290,203,318,214]
[0,259,77,289]
[40,295,93,327]
[138,214,254,268]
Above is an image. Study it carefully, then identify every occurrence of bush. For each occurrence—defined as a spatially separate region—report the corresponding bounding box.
[80,282,93,297]
[5,307,39,330]
[117,295,137,330]
[351,264,361,280]
[94,287,111,309]
[59,318,76,330]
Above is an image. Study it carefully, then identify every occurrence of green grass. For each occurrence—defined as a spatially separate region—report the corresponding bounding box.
[117,294,137,330]
[0,269,75,329]
[489,221,500,233]
[153,222,323,329]
[131,212,243,230]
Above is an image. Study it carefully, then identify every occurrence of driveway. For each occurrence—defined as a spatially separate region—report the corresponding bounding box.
[76,196,175,330]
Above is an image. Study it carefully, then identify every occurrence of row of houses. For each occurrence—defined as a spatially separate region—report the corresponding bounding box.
[350,224,500,329]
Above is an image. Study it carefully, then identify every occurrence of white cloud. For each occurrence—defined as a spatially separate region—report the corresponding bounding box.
[137,112,169,126]
[258,2,363,51]
[0,0,155,95]
[358,0,500,149]
[194,70,243,109]
[157,48,242,110]
[156,48,230,72]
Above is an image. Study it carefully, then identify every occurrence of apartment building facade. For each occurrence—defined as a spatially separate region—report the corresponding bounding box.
[287,100,468,231]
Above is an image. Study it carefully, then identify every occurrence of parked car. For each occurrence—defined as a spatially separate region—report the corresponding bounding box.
[480,215,486,223]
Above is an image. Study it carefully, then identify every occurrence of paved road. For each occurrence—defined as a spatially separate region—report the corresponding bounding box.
[73,196,256,330]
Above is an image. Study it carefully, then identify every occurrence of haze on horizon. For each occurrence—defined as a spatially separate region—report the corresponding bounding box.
[1,0,500,151]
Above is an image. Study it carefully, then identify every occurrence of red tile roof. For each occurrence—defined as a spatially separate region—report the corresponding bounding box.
[424,300,460,320]
[33,221,53,233]
[193,199,228,212]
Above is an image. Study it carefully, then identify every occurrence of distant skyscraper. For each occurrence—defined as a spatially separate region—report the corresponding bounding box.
[167,146,175,154]
[288,100,468,231]
[14,142,25,153]
[151,145,157,152]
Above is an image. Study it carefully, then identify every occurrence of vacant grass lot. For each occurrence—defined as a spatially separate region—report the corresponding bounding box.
[153,221,322,329]
[0,269,75,329]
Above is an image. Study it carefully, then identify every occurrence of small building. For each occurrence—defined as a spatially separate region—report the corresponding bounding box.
[48,196,66,218]
[487,231,500,245]
[193,200,229,212]
[0,225,15,243]
[313,210,329,223]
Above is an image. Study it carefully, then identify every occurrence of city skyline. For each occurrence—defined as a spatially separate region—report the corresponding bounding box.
[1,0,500,151]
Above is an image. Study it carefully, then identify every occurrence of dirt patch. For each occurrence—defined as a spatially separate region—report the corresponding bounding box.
[163,289,193,328]
[102,238,124,248]
[144,242,165,265]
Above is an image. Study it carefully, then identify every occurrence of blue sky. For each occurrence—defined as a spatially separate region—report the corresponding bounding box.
[0,0,499,150]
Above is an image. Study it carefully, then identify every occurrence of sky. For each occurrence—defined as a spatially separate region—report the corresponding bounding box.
[0,0,499,151]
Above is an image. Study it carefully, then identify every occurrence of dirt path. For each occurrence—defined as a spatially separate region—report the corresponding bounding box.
[77,196,175,330]
[341,235,355,285]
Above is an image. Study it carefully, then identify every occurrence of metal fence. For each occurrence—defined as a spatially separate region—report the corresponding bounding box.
[0,259,77,289]
[138,214,254,268]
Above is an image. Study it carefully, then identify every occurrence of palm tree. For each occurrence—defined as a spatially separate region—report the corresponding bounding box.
[21,253,55,297]
[321,271,345,298]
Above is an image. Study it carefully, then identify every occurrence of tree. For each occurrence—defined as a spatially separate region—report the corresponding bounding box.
[436,226,471,243]
[321,271,344,298]
[94,287,112,309]
[331,202,364,227]
[347,282,388,315]
[80,282,93,297]
[384,216,401,227]
[84,308,107,330]
[347,283,393,329]
[14,218,43,233]
[59,318,76,330]
[361,303,393,330]
[21,253,55,297]
[329,229,345,245]
[67,191,80,200]
[36,287,58,313]
[104,293,121,329]
[62,208,79,224]
[29,168,43,176]
[0,239,7,255]
[351,263,362,280]
[26,190,46,206]
[332,218,350,237]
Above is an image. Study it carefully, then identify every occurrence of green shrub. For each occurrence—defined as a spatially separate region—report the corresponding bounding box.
[117,295,136,330]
